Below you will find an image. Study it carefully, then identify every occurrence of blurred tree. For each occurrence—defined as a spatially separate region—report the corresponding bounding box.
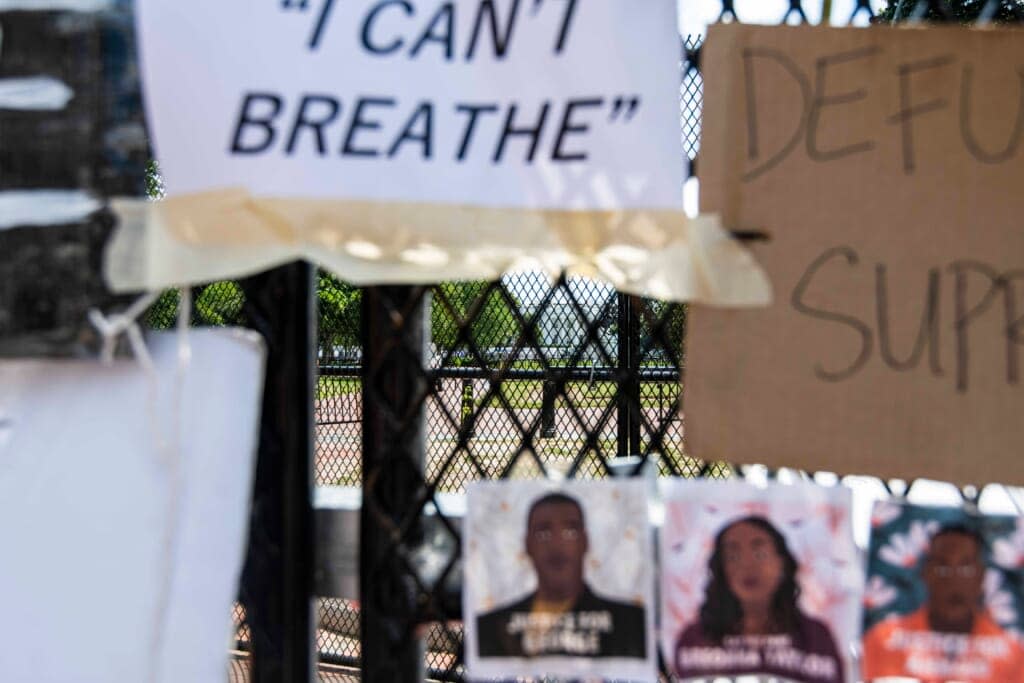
[195,282,245,326]
[431,281,522,360]
[145,159,165,199]
[643,299,686,364]
[317,271,361,354]
[143,282,246,328]
[143,288,179,329]
[875,0,1024,22]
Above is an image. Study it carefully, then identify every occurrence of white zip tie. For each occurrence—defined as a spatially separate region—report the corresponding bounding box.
[86,291,160,367]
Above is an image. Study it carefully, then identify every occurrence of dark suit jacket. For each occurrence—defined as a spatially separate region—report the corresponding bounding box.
[476,584,647,659]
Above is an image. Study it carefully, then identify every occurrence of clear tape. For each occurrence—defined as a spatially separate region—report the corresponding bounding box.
[104,193,773,307]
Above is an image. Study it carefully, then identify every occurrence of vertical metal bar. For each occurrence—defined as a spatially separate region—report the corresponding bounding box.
[460,377,476,437]
[238,261,317,683]
[628,296,642,457]
[360,285,427,683]
[541,379,557,438]
[617,293,641,456]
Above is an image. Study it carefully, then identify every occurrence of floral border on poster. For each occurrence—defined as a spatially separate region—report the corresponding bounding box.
[864,501,1024,637]
[660,480,863,681]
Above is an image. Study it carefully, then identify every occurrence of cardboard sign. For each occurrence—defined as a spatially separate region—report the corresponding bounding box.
[0,330,264,683]
[661,480,862,683]
[864,502,1024,682]
[686,24,1024,484]
[463,479,656,681]
[136,0,681,210]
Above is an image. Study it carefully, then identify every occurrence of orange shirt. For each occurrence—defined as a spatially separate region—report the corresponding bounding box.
[863,608,1024,683]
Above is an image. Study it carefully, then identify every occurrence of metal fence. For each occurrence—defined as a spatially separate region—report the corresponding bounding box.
[147,274,689,678]
[315,276,687,489]
[136,1,1024,681]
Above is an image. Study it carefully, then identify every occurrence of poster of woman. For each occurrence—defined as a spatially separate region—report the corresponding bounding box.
[661,480,862,682]
[463,479,656,682]
[863,501,1024,682]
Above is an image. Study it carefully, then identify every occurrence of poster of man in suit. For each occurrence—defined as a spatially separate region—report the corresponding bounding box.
[464,479,655,681]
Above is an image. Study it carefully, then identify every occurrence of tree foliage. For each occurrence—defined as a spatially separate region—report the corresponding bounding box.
[146,273,526,366]
[318,277,525,362]
[195,282,245,325]
[875,0,1024,23]
[145,160,165,199]
[431,281,522,356]
[144,289,179,329]
[318,271,362,352]
[643,300,686,361]
[143,282,245,328]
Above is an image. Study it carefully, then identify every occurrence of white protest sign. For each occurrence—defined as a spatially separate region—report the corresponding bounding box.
[119,0,771,304]
[0,329,264,683]
[137,0,682,209]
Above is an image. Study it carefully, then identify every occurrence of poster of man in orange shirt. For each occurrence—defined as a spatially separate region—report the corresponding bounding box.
[863,502,1024,682]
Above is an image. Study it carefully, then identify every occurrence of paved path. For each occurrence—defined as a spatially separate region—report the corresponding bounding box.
[313,381,683,487]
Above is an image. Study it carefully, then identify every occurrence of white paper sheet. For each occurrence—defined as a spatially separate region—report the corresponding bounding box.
[0,329,265,683]
[136,0,682,210]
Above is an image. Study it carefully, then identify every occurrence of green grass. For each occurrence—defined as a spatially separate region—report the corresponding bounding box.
[317,377,361,400]
[476,380,679,411]
[314,376,678,409]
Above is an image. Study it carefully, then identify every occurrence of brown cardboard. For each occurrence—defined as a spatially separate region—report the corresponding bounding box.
[686,24,1024,485]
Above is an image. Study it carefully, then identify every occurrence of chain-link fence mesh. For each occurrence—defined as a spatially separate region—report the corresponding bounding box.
[147,273,688,678]
[137,1,1024,680]
[231,274,693,492]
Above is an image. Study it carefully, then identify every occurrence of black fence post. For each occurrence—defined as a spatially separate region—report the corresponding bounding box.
[541,379,557,438]
[361,286,427,683]
[238,262,317,683]
[460,377,476,437]
[617,293,642,457]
